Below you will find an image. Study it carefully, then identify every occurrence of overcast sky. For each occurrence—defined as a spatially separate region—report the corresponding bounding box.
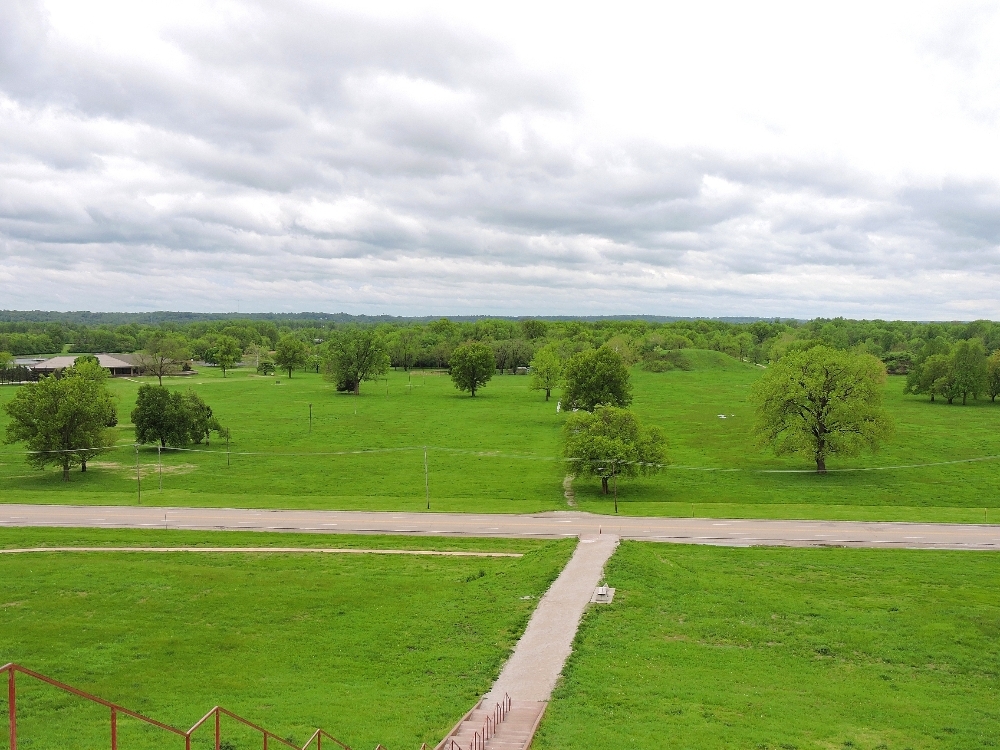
[2,0,999,318]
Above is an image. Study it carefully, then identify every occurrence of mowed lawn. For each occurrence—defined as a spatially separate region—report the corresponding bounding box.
[0,367,569,513]
[534,542,1000,750]
[0,528,575,750]
[1,354,998,521]
[576,352,1000,521]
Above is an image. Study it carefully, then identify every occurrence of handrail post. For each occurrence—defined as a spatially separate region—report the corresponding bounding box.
[9,668,16,750]
[186,734,192,750]
[111,708,117,750]
[264,731,269,750]
[215,707,221,750]
[317,731,321,750]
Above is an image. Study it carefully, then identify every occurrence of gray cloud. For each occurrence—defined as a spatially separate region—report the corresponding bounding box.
[1,0,999,318]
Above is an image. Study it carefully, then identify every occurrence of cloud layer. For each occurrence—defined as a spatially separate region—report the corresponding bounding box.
[2,0,999,318]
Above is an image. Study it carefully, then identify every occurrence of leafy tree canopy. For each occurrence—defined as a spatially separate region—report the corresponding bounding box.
[562,346,632,411]
[138,335,190,385]
[750,345,894,473]
[987,351,1000,403]
[212,336,243,377]
[905,338,988,404]
[563,406,665,496]
[449,342,495,397]
[3,361,117,480]
[529,344,563,401]
[132,384,224,447]
[274,335,309,378]
[323,328,390,394]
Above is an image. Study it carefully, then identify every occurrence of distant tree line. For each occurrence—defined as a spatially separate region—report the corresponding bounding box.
[4,316,1000,411]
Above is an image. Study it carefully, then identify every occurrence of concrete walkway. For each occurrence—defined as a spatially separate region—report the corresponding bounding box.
[438,535,618,750]
[0,546,520,557]
[486,534,618,703]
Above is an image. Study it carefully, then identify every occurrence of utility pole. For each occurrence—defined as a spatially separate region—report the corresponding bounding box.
[158,445,162,492]
[424,446,430,510]
[135,445,141,504]
[613,461,618,515]
[309,403,313,433]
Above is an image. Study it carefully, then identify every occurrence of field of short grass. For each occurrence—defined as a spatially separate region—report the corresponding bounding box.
[534,541,1000,750]
[0,354,997,521]
[0,528,575,750]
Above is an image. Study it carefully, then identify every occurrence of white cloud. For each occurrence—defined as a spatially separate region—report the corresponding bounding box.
[0,0,999,317]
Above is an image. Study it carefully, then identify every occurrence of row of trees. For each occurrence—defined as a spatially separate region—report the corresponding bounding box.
[7,313,1000,379]
[904,339,1000,404]
[2,356,227,481]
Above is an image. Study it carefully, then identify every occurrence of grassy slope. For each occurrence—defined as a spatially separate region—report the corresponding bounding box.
[1,357,998,521]
[534,542,1000,750]
[0,528,574,749]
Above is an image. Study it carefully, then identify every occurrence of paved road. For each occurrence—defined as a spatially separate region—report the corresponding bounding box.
[1,505,998,550]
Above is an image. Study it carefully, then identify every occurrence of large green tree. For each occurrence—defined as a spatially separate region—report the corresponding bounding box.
[449,342,495,397]
[274,335,308,378]
[562,346,632,411]
[390,327,420,371]
[987,350,1000,402]
[211,336,242,378]
[529,344,563,401]
[138,334,190,385]
[750,346,893,473]
[323,328,390,394]
[132,385,223,447]
[3,361,117,480]
[562,406,665,499]
[949,339,987,405]
[905,353,952,402]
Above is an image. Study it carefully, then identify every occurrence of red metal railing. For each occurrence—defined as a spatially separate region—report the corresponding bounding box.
[470,694,510,750]
[442,693,510,750]
[1,663,352,750]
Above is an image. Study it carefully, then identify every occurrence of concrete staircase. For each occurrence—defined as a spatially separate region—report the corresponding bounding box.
[436,699,547,750]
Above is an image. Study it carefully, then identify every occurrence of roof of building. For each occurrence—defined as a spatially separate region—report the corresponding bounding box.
[32,354,135,370]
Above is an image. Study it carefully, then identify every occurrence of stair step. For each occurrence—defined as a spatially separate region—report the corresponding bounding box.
[439,701,546,750]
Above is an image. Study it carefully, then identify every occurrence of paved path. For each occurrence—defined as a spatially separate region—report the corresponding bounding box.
[0,546,521,557]
[487,534,618,702]
[2,505,998,550]
[439,535,618,750]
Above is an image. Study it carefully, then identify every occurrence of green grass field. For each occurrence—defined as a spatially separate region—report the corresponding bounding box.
[0,528,574,750]
[534,541,1000,750]
[1,354,997,521]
